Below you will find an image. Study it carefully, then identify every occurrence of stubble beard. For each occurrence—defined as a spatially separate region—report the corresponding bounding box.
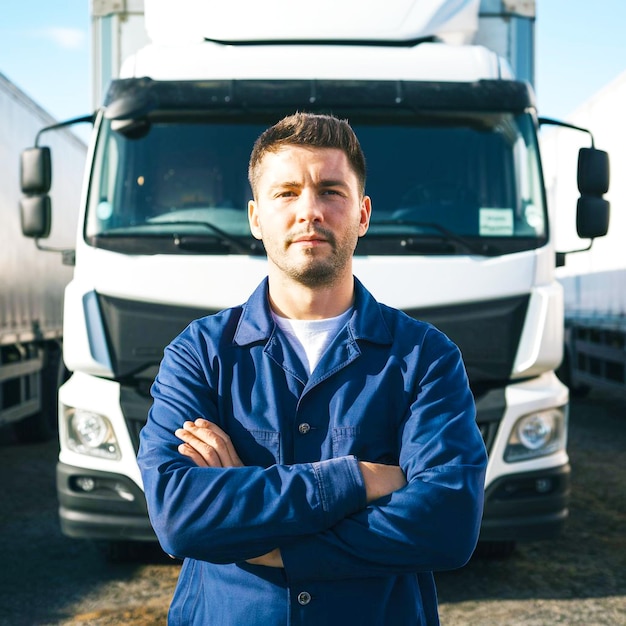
[276,227,357,288]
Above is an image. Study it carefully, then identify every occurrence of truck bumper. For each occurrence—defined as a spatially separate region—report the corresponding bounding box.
[479,464,570,541]
[57,462,156,542]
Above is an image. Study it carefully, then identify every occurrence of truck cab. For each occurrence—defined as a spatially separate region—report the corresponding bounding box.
[19,0,610,558]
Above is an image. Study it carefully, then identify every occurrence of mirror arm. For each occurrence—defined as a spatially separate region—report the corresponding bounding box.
[556,238,594,263]
[34,239,76,266]
[35,114,95,147]
[538,117,596,148]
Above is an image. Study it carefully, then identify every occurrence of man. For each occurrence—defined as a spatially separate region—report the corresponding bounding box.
[137,112,488,625]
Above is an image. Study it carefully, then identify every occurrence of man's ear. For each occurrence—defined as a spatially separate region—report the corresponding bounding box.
[248,200,263,240]
[359,195,372,237]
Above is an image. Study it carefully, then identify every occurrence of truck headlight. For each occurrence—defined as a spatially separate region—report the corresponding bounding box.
[504,408,567,462]
[65,407,121,460]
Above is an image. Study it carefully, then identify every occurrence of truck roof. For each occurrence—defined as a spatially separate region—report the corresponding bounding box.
[121,40,511,83]
[143,0,480,47]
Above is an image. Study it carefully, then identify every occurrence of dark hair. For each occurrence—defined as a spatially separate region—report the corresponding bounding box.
[248,112,366,197]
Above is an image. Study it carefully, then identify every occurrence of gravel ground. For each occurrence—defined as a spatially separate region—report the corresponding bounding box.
[0,390,624,626]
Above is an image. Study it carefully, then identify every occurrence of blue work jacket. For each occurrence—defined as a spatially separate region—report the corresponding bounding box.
[138,277,487,626]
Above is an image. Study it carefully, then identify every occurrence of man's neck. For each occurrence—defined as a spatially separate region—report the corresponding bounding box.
[267,272,355,320]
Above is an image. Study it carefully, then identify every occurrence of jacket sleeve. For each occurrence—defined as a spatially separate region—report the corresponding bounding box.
[280,329,488,582]
[137,330,367,563]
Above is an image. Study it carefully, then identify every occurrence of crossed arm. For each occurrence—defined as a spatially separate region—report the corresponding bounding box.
[139,325,487,576]
[175,418,407,567]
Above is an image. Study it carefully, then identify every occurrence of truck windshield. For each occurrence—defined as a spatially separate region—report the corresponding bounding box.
[85,113,546,256]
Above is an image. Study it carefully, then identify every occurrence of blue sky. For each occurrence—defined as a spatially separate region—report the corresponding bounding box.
[0,1,625,123]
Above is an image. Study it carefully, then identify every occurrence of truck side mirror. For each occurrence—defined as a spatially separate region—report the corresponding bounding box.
[577,147,609,195]
[576,196,609,240]
[20,195,52,239]
[20,147,52,194]
[576,147,610,239]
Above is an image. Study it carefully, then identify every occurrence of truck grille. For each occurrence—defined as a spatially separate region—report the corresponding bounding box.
[119,386,153,454]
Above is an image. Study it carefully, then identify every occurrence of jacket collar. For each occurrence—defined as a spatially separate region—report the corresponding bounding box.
[234,277,393,347]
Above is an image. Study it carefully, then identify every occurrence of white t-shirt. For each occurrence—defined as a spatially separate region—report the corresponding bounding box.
[272,308,353,375]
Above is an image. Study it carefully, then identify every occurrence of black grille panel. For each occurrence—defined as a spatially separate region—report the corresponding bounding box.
[97,295,217,378]
[120,386,153,453]
[477,420,499,454]
[110,297,515,454]
[405,295,529,383]
[474,387,506,455]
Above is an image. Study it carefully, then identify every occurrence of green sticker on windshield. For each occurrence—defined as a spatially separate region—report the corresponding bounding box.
[479,208,514,236]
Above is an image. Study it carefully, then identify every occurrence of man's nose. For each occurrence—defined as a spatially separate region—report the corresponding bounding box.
[296,189,324,222]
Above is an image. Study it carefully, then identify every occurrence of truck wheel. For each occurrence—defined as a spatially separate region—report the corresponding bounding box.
[474,540,516,559]
[13,343,63,444]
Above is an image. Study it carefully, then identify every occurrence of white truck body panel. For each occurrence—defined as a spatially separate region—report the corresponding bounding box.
[59,372,144,485]
[0,73,86,346]
[486,371,569,487]
[123,40,508,82]
[143,0,480,45]
[0,72,86,435]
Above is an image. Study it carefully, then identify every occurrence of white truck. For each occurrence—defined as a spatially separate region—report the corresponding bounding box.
[0,72,86,443]
[19,0,611,559]
[542,70,625,396]
[559,268,626,396]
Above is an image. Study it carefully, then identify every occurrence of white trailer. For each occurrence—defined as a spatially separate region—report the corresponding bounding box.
[18,0,611,559]
[0,72,86,442]
[542,70,626,395]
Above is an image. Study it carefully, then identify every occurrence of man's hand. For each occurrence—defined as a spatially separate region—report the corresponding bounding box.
[175,418,244,468]
[175,419,283,567]
[359,461,407,503]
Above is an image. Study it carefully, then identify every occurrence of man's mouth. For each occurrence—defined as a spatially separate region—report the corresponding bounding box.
[293,236,326,244]
[289,229,333,246]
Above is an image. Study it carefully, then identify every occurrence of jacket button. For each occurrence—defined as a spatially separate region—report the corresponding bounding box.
[297,591,312,605]
[298,423,311,435]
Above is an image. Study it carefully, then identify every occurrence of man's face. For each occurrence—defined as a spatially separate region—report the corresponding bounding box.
[248,145,371,288]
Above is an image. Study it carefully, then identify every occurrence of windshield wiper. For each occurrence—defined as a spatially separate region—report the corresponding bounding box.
[158,220,261,255]
[94,219,264,254]
[370,219,499,256]
[173,232,265,255]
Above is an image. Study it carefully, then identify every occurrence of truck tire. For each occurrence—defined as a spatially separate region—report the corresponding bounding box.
[13,343,63,444]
